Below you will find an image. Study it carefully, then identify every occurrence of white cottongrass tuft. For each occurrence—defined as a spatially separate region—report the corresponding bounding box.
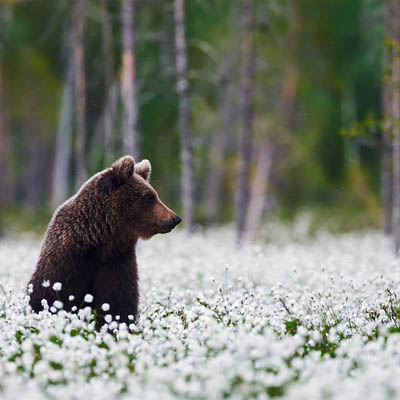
[52,282,62,291]
[1,224,400,399]
[104,314,112,323]
[84,294,93,303]
[41,280,50,288]
[53,300,63,310]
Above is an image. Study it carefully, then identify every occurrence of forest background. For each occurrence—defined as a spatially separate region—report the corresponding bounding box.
[0,0,390,241]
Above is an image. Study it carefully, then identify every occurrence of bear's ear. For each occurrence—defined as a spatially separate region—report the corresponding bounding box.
[112,155,135,181]
[135,159,151,182]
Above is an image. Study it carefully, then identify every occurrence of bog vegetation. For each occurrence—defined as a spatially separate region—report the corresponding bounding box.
[1,2,400,398]
[1,224,400,399]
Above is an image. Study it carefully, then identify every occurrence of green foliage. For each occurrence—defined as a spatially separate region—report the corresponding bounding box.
[0,0,386,228]
[284,318,301,336]
[0,206,52,236]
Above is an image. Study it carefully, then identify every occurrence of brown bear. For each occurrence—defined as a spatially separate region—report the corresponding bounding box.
[28,155,181,328]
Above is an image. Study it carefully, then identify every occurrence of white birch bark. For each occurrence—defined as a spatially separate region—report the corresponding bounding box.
[101,0,116,164]
[174,0,194,232]
[121,0,140,160]
[391,0,400,252]
[73,0,88,188]
[0,56,6,208]
[245,140,273,240]
[236,0,255,244]
[382,0,393,235]
[51,60,74,208]
[206,70,236,225]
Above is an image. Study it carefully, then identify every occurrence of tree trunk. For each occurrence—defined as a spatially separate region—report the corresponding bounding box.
[51,57,74,208]
[236,0,255,244]
[0,7,10,231]
[391,0,400,253]
[0,66,3,236]
[174,0,194,232]
[121,0,140,160]
[95,80,118,166]
[0,60,6,207]
[206,75,234,225]
[382,0,393,235]
[101,0,116,164]
[245,140,273,240]
[72,0,87,188]
[0,60,9,239]
[280,0,301,131]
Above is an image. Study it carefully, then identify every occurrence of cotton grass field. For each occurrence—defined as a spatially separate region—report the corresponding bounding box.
[1,220,400,399]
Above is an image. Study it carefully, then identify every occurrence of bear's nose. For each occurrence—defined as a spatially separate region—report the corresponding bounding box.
[174,215,182,226]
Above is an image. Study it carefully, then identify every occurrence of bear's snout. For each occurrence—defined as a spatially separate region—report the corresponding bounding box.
[173,215,182,226]
[157,215,181,233]
[168,215,182,230]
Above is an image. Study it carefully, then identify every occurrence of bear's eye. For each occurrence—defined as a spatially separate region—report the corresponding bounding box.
[144,193,155,204]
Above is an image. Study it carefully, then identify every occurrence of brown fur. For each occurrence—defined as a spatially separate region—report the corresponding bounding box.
[28,156,181,328]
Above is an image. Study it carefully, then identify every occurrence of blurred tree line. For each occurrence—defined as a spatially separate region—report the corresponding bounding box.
[0,0,387,239]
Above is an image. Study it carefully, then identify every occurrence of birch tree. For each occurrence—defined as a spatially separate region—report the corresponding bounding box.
[0,6,10,215]
[174,0,194,232]
[101,0,117,164]
[0,42,6,210]
[382,0,393,235]
[121,0,140,160]
[280,0,301,131]
[236,0,255,244]
[245,140,273,239]
[206,56,236,225]
[51,51,74,208]
[72,0,87,188]
[243,0,299,238]
[391,0,400,252]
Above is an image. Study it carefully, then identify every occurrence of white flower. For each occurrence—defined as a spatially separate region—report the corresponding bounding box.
[69,295,75,301]
[109,321,118,330]
[84,294,93,303]
[3,226,400,399]
[41,280,50,288]
[105,314,112,323]
[52,282,62,291]
[53,300,63,309]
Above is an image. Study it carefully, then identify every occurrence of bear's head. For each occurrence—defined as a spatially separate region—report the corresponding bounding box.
[96,155,181,240]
